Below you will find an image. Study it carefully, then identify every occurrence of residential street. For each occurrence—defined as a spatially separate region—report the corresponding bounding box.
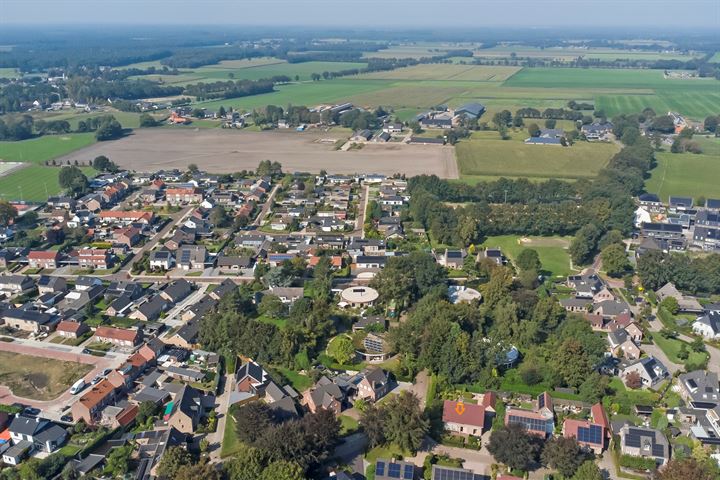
[252,184,281,227]
[208,370,234,463]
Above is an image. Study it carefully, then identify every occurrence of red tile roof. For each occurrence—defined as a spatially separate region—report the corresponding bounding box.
[56,321,84,333]
[442,400,486,428]
[78,379,115,410]
[28,250,59,260]
[480,391,497,409]
[99,211,154,222]
[116,404,138,428]
[591,403,609,429]
[95,326,139,343]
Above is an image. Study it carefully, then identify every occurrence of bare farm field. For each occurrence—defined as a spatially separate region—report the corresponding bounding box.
[57,129,459,178]
[0,351,92,401]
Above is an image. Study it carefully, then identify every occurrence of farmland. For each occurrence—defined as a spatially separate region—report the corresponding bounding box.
[455,131,619,181]
[0,165,96,202]
[0,351,92,401]
[644,150,720,199]
[359,64,521,81]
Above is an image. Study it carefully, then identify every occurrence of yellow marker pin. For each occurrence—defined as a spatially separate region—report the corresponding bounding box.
[455,402,465,416]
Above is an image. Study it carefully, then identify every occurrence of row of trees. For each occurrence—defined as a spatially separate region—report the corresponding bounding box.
[0,113,124,141]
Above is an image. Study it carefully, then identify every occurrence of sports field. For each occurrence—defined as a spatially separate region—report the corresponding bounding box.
[644,150,720,200]
[0,133,96,164]
[0,165,96,202]
[455,131,619,180]
[481,235,575,278]
[0,351,92,401]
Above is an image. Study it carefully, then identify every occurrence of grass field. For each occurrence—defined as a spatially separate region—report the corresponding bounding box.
[0,133,96,164]
[644,151,720,199]
[0,351,92,401]
[220,409,243,458]
[360,64,521,81]
[480,235,575,278]
[0,165,95,201]
[455,131,619,180]
[0,68,19,79]
[652,334,708,367]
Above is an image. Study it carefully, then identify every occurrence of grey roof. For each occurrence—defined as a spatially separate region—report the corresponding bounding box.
[638,193,660,203]
[34,423,67,445]
[133,386,171,404]
[525,136,562,145]
[141,370,163,387]
[236,361,266,385]
[269,396,299,421]
[137,296,167,320]
[186,295,218,318]
[456,102,486,117]
[621,425,669,459]
[264,381,288,403]
[310,378,344,409]
[165,365,204,382]
[1,308,56,326]
[161,279,192,303]
[694,311,720,334]
[679,370,719,406]
[173,385,203,417]
[9,415,48,436]
[669,196,693,207]
[75,275,103,288]
[175,320,200,343]
[706,199,720,209]
[363,367,388,387]
[211,279,237,299]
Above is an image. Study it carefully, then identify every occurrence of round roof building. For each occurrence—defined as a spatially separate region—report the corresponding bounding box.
[340,286,379,308]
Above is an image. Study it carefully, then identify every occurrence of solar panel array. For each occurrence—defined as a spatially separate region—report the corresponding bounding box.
[376,460,386,476]
[508,414,552,434]
[577,424,603,445]
[376,461,414,479]
[432,465,485,480]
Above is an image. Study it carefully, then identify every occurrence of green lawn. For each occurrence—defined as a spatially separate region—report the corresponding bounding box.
[480,235,575,278]
[339,414,360,435]
[652,334,708,366]
[604,377,660,415]
[644,151,720,199]
[220,409,243,458]
[365,444,410,462]
[0,133,96,164]
[455,131,619,181]
[0,165,96,202]
[276,367,313,392]
[256,314,287,329]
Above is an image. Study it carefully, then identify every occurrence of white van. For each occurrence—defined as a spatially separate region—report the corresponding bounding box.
[70,379,86,395]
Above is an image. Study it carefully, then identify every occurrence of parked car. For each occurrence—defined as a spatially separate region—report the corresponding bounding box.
[60,414,73,423]
[23,407,40,417]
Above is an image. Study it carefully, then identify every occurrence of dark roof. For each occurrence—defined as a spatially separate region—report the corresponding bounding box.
[175,320,200,343]
[669,196,693,207]
[706,199,720,209]
[9,415,48,436]
[356,255,387,265]
[161,279,191,303]
[638,193,660,203]
[212,279,238,299]
[173,385,202,418]
[455,102,486,117]
[642,222,682,233]
[137,296,167,319]
[1,308,56,325]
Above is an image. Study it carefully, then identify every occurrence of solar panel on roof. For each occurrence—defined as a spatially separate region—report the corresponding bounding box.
[538,394,545,409]
[578,425,603,445]
[403,465,414,479]
[388,462,401,478]
[376,461,385,476]
[652,444,665,457]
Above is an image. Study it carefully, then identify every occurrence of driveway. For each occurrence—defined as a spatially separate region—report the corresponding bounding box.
[208,371,234,463]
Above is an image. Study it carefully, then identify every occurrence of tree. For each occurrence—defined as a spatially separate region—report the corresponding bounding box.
[690,337,706,353]
[95,116,123,141]
[541,436,587,478]
[601,243,630,277]
[328,336,355,365]
[554,338,592,388]
[224,446,265,480]
[487,424,542,471]
[382,391,429,454]
[660,296,679,315]
[657,458,717,480]
[209,206,230,227]
[359,403,387,448]
[156,446,193,479]
[578,372,609,403]
[569,223,601,266]
[139,113,159,127]
[259,461,306,480]
[0,201,18,226]
[625,371,643,389]
[545,118,557,129]
[58,166,88,194]
[703,115,718,133]
[516,248,541,272]
[137,400,160,426]
[187,163,199,174]
[92,155,117,172]
[572,460,603,480]
[104,445,133,476]
[233,401,274,444]
[483,266,514,308]
[528,123,540,137]
[258,294,286,318]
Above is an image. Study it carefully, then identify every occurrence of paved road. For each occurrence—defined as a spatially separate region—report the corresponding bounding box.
[253,184,281,227]
[0,338,127,411]
[357,184,369,238]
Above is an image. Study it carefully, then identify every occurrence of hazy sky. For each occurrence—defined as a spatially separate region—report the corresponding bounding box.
[2,0,718,28]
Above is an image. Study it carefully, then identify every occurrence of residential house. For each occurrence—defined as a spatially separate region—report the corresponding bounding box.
[567,272,603,298]
[581,122,613,141]
[677,371,719,408]
[693,311,720,340]
[216,255,254,273]
[105,280,143,300]
[56,320,90,339]
[129,296,168,322]
[355,255,387,270]
[177,245,206,270]
[621,357,669,388]
[1,308,58,333]
[168,385,205,433]
[594,300,631,319]
[8,415,67,453]
[262,286,304,304]
[505,392,555,437]
[180,294,217,322]
[94,326,141,348]
[113,226,141,247]
[482,248,505,266]
[355,368,390,402]
[71,379,117,424]
[166,187,203,205]
[0,275,35,295]
[668,196,693,213]
[641,223,683,242]
[303,377,345,414]
[166,320,200,350]
[37,275,66,295]
[442,391,496,436]
[351,129,372,142]
[563,403,610,454]
[165,226,196,251]
[27,250,60,269]
[209,279,237,301]
[160,279,192,304]
[76,248,112,269]
[618,425,670,466]
[375,459,416,480]
[134,428,186,480]
[99,210,154,225]
[656,282,703,313]
[149,250,174,271]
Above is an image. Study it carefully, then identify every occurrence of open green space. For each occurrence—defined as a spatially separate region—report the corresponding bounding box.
[0,351,92,401]
[0,133,96,164]
[339,414,360,435]
[455,131,619,181]
[0,165,95,202]
[0,68,19,79]
[652,334,708,367]
[276,367,313,392]
[480,235,575,278]
[359,64,520,81]
[221,408,243,458]
[644,151,720,200]
[604,377,660,415]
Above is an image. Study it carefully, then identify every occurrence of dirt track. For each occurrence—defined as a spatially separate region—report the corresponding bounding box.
[56,128,459,178]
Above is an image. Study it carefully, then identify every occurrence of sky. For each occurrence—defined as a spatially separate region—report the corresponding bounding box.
[1,0,718,28]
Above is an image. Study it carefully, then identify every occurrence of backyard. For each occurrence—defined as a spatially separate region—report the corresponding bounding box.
[0,351,92,401]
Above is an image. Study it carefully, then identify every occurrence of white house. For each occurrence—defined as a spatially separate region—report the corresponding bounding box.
[693,311,720,340]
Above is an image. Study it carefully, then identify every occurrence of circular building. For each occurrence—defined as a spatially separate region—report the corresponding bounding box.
[340,286,379,308]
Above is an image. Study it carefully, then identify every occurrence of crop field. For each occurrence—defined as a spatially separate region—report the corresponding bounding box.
[53,128,459,179]
[0,133,96,164]
[596,91,720,119]
[480,235,575,278]
[33,110,153,130]
[360,64,521,82]
[455,131,619,180]
[644,151,720,200]
[363,46,452,59]
[0,68,19,79]
[0,351,92,401]
[474,45,702,62]
[0,165,96,201]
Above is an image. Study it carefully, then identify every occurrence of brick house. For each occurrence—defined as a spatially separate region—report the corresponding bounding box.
[76,248,112,269]
[93,326,141,348]
[56,320,90,339]
[27,250,60,269]
[71,379,117,424]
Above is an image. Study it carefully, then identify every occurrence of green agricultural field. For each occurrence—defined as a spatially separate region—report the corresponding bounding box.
[0,165,95,202]
[359,64,521,82]
[0,133,96,164]
[190,60,367,83]
[645,151,720,199]
[709,52,720,64]
[455,131,619,180]
[0,68,19,79]
[504,67,701,90]
[596,91,720,119]
[34,110,151,130]
[480,235,575,278]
